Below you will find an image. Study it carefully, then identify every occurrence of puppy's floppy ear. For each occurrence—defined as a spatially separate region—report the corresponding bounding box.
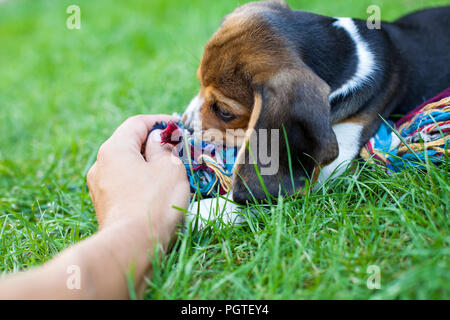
[232,66,338,204]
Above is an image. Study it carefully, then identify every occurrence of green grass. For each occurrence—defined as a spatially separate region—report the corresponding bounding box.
[0,0,449,299]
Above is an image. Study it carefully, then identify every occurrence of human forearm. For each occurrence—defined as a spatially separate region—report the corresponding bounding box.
[0,217,158,300]
[0,115,189,300]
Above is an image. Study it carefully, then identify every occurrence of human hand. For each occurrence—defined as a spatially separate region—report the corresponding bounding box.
[87,115,189,248]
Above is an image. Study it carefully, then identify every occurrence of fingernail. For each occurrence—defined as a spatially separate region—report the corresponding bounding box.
[150,129,161,142]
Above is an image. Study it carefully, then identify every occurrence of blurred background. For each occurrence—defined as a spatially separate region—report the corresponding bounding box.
[1,0,449,166]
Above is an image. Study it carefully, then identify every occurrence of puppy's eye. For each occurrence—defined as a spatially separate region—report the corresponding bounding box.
[211,103,236,122]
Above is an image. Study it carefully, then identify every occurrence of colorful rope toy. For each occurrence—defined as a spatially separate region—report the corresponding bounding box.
[149,90,448,197]
[360,88,450,172]
[150,121,237,198]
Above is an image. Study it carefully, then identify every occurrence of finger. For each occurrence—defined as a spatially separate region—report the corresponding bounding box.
[144,129,175,162]
[106,114,180,155]
[114,114,179,148]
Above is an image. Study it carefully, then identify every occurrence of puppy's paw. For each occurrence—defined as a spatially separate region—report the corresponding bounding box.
[185,194,244,230]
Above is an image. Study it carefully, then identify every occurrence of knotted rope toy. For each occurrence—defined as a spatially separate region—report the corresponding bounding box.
[148,89,449,198]
[150,121,237,198]
[360,88,450,172]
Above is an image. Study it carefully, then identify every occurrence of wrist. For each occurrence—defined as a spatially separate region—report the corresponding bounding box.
[101,208,173,251]
[81,217,157,299]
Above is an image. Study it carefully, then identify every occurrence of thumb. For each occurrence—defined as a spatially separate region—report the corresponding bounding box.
[145,129,174,162]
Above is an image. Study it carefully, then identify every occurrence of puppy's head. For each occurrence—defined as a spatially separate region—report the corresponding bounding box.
[183,0,338,203]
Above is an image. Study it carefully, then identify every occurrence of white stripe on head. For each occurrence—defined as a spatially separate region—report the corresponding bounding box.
[183,94,204,131]
[329,18,377,101]
[318,122,363,183]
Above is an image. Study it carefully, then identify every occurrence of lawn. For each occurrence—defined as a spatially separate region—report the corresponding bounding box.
[0,0,449,299]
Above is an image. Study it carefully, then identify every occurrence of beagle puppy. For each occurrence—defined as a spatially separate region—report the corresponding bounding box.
[183,0,450,205]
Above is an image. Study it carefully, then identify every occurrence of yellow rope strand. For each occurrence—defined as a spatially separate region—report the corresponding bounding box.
[397,136,449,155]
[197,154,233,193]
[398,97,450,133]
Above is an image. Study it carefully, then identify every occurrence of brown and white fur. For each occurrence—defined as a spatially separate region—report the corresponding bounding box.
[182,0,450,215]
